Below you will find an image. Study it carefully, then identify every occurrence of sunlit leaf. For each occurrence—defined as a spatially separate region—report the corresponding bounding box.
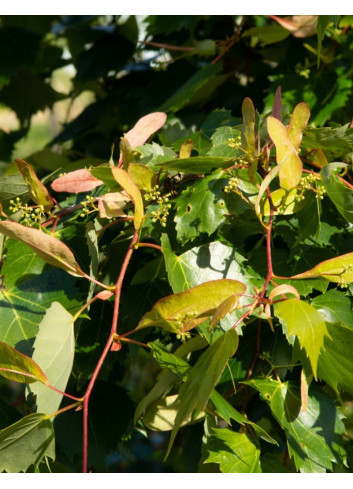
[267,116,303,190]
[97,191,130,219]
[321,163,353,224]
[274,298,330,378]
[0,413,55,473]
[287,102,311,150]
[241,97,255,157]
[15,159,54,212]
[260,187,307,216]
[204,429,261,473]
[136,279,246,334]
[51,169,103,194]
[179,139,194,159]
[0,220,85,278]
[0,341,49,385]
[291,252,353,284]
[111,167,144,230]
[29,302,74,415]
[155,155,235,174]
[127,163,157,191]
[124,112,167,148]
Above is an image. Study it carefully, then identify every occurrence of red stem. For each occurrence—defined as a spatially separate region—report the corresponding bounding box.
[82,229,139,472]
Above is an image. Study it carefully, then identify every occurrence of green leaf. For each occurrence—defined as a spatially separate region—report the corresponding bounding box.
[317,16,339,66]
[291,251,353,284]
[0,341,49,385]
[317,322,353,395]
[241,97,255,157]
[0,413,55,473]
[204,429,261,473]
[174,171,245,242]
[111,167,144,230]
[287,102,311,150]
[207,126,243,158]
[127,163,157,191]
[166,329,238,458]
[302,124,353,159]
[311,289,353,325]
[159,63,222,113]
[274,299,330,378]
[14,159,54,212]
[259,187,307,216]
[246,379,346,472]
[136,279,246,334]
[321,163,353,224]
[210,389,277,445]
[267,116,302,190]
[155,156,235,174]
[0,239,82,356]
[0,221,86,278]
[0,174,29,209]
[149,342,191,379]
[28,302,74,415]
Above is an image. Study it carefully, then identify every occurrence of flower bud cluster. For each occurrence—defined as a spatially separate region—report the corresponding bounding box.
[224,176,240,193]
[9,198,46,227]
[80,195,98,218]
[295,174,327,202]
[144,185,172,228]
[227,136,242,149]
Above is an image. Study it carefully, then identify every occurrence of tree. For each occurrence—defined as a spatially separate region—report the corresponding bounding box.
[0,15,353,473]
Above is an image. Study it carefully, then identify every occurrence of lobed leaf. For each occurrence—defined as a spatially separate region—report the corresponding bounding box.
[274,298,330,378]
[136,279,246,334]
[0,220,85,278]
[320,163,353,224]
[0,341,49,385]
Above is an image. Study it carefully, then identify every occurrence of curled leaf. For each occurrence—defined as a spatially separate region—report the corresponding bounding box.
[136,279,246,334]
[291,252,353,284]
[51,169,103,194]
[179,139,194,159]
[0,220,85,277]
[15,159,54,212]
[269,284,300,301]
[111,167,144,230]
[0,341,49,385]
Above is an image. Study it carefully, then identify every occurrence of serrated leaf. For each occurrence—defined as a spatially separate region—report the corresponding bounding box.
[204,429,261,473]
[0,413,55,473]
[51,169,103,193]
[311,289,353,324]
[0,221,85,278]
[0,341,49,385]
[207,126,243,158]
[14,159,54,212]
[155,155,235,174]
[28,302,74,415]
[274,299,330,378]
[321,163,353,224]
[166,329,238,458]
[291,252,353,284]
[111,167,144,230]
[136,279,246,334]
[317,322,353,394]
[246,379,346,472]
[267,116,302,190]
[0,174,29,205]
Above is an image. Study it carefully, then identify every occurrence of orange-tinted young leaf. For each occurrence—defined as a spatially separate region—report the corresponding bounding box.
[51,169,103,194]
[15,159,54,212]
[271,15,318,38]
[272,86,282,121]
[136,279,247,334]
[291,252,353,284]
[269,284,300,301]
[179,139,194,159]
[0,341,49,385]
[111,167,144,230]
[0,220,85,277]
[288,102,311,150]
[241,97,255,157]
[209,294,239,330]
[124,112,167,148]
[267,116,302,190]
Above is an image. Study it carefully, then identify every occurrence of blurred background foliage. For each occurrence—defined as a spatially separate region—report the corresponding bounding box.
[1,14,353,179]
